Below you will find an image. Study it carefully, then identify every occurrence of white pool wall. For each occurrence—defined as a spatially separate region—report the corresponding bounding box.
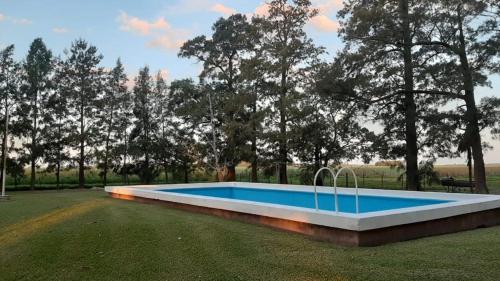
[105,182,500,231]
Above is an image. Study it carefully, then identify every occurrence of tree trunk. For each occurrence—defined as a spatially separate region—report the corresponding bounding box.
[183,163,189,183]
[251,140,258,182]
[225,165,236,181]
[123,132,128,185]
[164,164,168,183]
[103,114,112,187]
[467,147,473,193]
[455,7,488,194]
[56,160,61,190]
[79,99,85,188]
[314,145,323,186]
[400,0,420,191]
[251,96,258,182]
[30,89,38,190]
[278,66,288,184]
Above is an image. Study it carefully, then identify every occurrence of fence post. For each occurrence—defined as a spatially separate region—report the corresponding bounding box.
[381,172,384,188]
[345,172,349,187]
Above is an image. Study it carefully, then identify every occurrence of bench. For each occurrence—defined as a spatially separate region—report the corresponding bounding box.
[440,177,475,193]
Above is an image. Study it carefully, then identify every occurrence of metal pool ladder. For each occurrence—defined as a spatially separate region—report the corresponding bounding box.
[313,167,360,214]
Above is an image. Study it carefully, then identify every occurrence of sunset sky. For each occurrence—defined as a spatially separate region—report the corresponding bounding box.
[1,0,499,164]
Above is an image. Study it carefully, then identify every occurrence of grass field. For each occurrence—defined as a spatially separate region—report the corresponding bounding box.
[1,190,500,281]
[5,164,500,194]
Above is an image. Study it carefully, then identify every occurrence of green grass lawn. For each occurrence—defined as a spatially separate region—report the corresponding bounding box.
[1,190,500,281]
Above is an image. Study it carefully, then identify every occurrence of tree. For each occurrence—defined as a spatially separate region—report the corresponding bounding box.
[96,59,128,186]
[42,58,71,189]
[291,63,376,185]
[240,18,269,182]
[20,38,53,189]
[130,66,159,183]
[168,79,205,183]
[151,71,173,183]
[409,0,500,193]
[61,39,103,188]
[6,157,26,187]
[0,45,22,193]
[259,0,323,184]
[179,14,254,181]
[337,0,429,190]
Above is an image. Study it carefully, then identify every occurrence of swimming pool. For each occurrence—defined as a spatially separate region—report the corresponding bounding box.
[106,182,500,246]
[160,187,451,213]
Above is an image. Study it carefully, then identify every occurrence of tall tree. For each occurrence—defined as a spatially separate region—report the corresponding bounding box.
[42,58,71,189]
[292,62,376,185]
[168,79,207,182]
[130,66,159,183]
[0,45,21,193]
[399,0,420,191]
[114,78,134,185]
[410,0,500,193]
[151,71,172,183]
[62,39,103,188]
[21,38,53,189]
[240,17,268,182]
[96,59,128,186]
[179,14,254,181]
[338,0,450,190]
[260,0,323,184]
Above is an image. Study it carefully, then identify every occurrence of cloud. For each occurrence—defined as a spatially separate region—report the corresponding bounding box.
[211,3,236,16]
[254,3,270,17]
[313,0,343,13]
[309,14,339,32]
[159,69,169,81]
[117,11,189,52]
[52,27,69,33]
[0,13,33,25]
[147,35,186,51]
[118,11,171,35]
[12,18,32,25]
[248,2,340,32]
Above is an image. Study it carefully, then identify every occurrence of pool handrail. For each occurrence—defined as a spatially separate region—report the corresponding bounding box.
[313,167,338,212]
[334,167,359,214]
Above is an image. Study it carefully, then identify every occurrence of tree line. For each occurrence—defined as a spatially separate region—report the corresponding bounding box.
[0,0,499,193]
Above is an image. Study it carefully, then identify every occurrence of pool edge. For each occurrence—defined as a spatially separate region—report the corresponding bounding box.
[107,191,500,246]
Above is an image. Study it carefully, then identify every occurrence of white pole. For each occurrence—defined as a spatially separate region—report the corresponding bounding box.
[1,102,8,198]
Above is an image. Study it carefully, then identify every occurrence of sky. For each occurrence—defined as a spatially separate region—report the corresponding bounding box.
[0,0,499,164]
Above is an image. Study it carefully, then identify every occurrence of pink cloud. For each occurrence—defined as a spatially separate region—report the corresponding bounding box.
[118,11,171,35]
[254,3,270,17]
[117,11,189,52]
[0,14,5,21]
[314,0,343,13]
[309,14,339,32]
[159,69,169,81]
[148,36,186,51]
[211,3,236,16]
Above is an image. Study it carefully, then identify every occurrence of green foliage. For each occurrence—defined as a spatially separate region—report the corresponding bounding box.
[60,39,104,187]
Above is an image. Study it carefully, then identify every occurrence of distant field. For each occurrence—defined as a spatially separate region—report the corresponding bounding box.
[4,164,500,194]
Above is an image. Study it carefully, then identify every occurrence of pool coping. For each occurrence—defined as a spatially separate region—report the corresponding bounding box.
[105,182,500,233]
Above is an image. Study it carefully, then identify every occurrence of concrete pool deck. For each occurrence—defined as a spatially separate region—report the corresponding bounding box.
[106,182,500,246]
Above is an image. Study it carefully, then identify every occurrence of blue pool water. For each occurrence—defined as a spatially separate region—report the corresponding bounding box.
[158,187,452,214]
